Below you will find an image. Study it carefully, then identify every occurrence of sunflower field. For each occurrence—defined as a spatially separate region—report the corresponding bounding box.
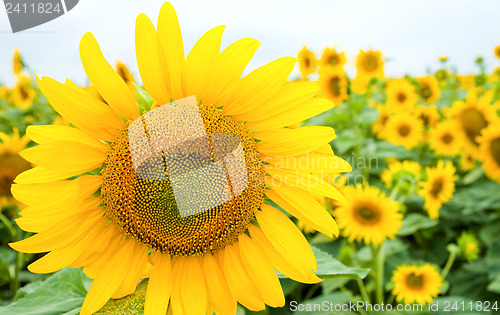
[1,2,500,315]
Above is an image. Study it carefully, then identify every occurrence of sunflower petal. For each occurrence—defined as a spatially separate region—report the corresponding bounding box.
[27,125,109,151]
[171,257,207,315]
[157,2,184,99]
[255,126,336,157]
[145,252,172,315]
[79,32,139,120]
[262,151,351,174]
[238,234,285,308]
[111,241,149,299]
[201,254,236,315]
[136,14,171,105]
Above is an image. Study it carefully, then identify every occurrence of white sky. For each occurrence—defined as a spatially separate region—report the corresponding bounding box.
[0,0,499,87]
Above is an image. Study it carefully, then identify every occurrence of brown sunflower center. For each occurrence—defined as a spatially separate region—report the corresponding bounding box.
[19,84,29,100]
[362,54,378,72]
[397,92,407,104]
[0,152,31,197]
[407,273,423,289]
[356,206,378,223]
[460,108,487,145]
[491,138,500,167]
[101,103,265,256]
[430,177,444,198]
[419,83,432,101]
[330,77,341,96]
[398,124,411,137]
[304,57,311,68]
[441,133,453,144]
[328,55,339,66]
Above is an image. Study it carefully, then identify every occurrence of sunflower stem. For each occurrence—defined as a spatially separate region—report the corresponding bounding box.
[371,243,385,304]
[341,285,368,315]
[441,244,458,279]
[0,212,17,239]
[387,293,396,305]
[356,278,371,304]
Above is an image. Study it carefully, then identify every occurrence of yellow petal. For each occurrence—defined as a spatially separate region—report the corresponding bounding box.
[201,254,236,315]
[111,241,149,299]
[182,25,225,99]
[264,168,347,204]
[12,175,102,206]
[265,186,339,237]
[171,257,207,315]
[238,234,285,308]
[256,204,317,274]
[20,141,105,174]
[157,2,184,99]
[136,14,171,105]
[80,238,137,315]
[27,125,109,151]
[206,37,260,106]
[14,166,77,184]
[255,126,336,157]
[221,57,297,116]
[145,252,172,315]
[245,98,334,131]
[248,225,322,284]
[222,244,265,311]
[262,151,351,174]
[36,76,124,142]
[79,32,139,120]
[234,81,318,121]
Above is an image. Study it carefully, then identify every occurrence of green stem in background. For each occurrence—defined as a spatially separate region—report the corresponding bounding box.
[303,283,320,302]
[340,285,368,315]
[441,244,458,279]
[371,243,385,304]
[386,293,396,306]
[356,278,371,304]
[0,212,17,240]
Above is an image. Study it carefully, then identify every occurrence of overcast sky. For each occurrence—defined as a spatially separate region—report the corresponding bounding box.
[0,0,499,87]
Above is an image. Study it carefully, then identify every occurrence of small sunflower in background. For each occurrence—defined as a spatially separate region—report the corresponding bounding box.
[413,105,441,130]
[380,159,421,195]
[385,78,418,110]
[356,49,384,80]
[0,86,10,101]
[318,67,348,105]
[12,75,35,109]
[319,47,346,70]
[457,232,480,262]
[459,150,476,172]
[447,92,499,157]
[391,264,443,305]
[456,74,475,90]
[418,160,458,219]
[428,120,463,157]
[298,46,316,79]
[383,111,423,150]
[494,45,500,59]
[478,124,500,183]
[0,129,31,209]
[10,3,350,314]
[434,69,450,85]
[416,76,440,103]
[333,185,402,246]
[372,105,392,137]
[13,49,23,76]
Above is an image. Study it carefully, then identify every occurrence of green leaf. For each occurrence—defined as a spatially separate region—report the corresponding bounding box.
[397,213,438,236]
[461,167,484,185]
[313,245,369,279]
[95,279,147,314]
[486,274,500,294]
[133,83,155,114]
[356,106,379,125]
[0,268,86,315]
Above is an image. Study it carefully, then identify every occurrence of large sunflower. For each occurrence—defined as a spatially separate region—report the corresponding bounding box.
[391,264,443,305]
[298,46,316,79]
[478,124,500,183]
[10,3,350,315]
[416,76,440,103]
[383,112,423,150]
[428,120,463,157]
[317,67,348,105]
[417,160,457,219]
[333,185,402,246]
[0,129,31,208]
[356,49,384,80]
[385,78,418,110]
[447,92,500,157]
